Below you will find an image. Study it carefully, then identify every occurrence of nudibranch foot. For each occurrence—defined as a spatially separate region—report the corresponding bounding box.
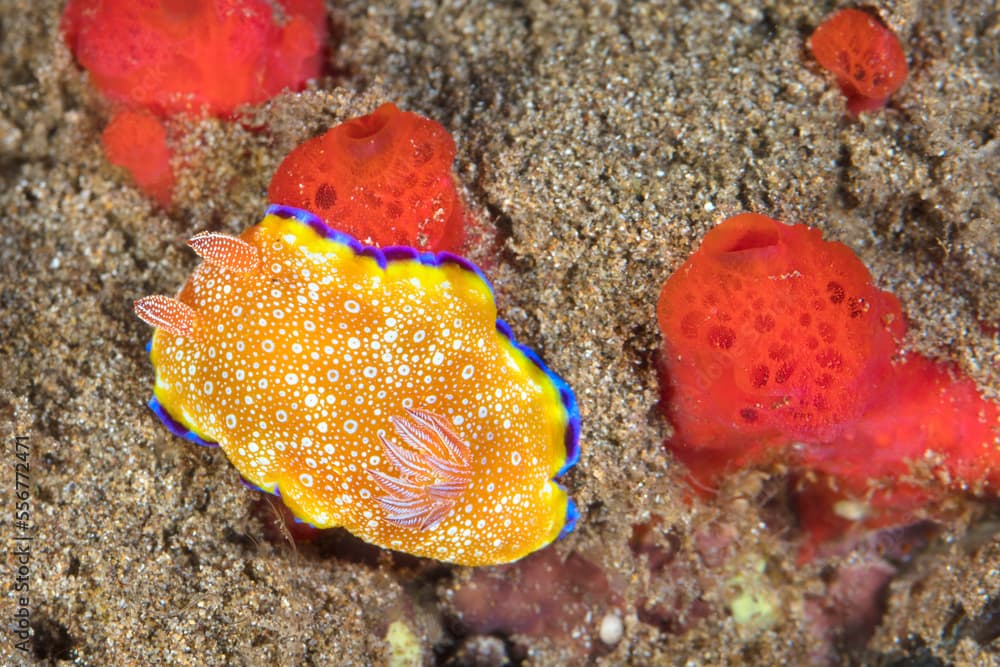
[137,205,581,565]
[559,495,580,539]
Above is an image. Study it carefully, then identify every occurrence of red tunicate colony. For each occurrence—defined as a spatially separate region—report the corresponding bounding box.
[657,214,1000,555]
[62,0,327,205]
[101,110,175,207]
[809,8,908,115]
[62,1,468,250]
[268,103,466,252]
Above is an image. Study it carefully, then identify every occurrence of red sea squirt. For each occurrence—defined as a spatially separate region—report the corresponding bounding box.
[801,354,1000,489]
[809,8,908,114]
[268,103,466,252]
[658,213,1000,552]
[61,0,326,117]
[657,213,903,461]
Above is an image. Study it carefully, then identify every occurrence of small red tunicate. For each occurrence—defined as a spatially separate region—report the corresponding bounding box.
[102,110,175,207]
[61,0,327,117]
[268,103,466,252]
[809,8,908,114]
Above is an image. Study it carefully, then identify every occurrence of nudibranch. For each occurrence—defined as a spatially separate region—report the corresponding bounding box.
[135,205,580,566]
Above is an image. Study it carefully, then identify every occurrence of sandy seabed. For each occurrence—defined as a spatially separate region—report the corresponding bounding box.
[1,1,999,665]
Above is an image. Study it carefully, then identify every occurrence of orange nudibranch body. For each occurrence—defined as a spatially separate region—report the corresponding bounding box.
[136,206,580,566]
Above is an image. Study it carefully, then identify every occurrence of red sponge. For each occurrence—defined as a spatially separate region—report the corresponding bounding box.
[61,0,326,117]
[657,213,903,451]
[801,354,1000,490]
[793,352,1000,555]
[268,103,466,252]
